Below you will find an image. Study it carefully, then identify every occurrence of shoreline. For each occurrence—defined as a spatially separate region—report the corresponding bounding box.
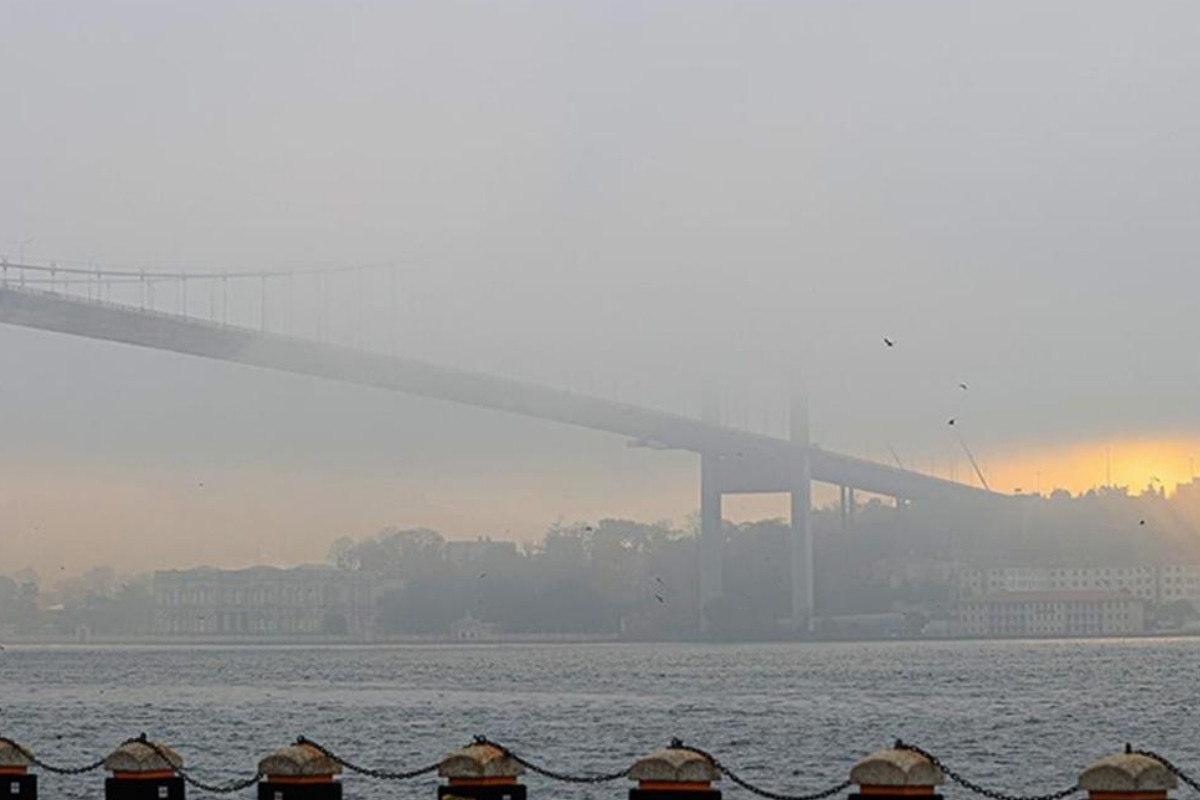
[4,630,1200,647]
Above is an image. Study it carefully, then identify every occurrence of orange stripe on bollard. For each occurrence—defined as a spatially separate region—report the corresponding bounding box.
[265,775,334,785]
[447,776,518,786]
[859,787,936,796]
[112,771,175,780]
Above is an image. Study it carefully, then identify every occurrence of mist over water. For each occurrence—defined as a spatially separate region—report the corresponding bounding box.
[5,640,1200,800]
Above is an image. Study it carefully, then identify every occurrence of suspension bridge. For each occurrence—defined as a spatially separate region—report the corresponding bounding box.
[0,259,1005,628]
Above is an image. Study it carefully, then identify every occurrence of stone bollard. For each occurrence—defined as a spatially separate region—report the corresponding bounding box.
[104,738,184,800]
[627,745,721,800]
[437,742,526,800]
[849,747,944,800]
[1079,747,1176,800]
[258,742,342,800]
[0,738,36,800]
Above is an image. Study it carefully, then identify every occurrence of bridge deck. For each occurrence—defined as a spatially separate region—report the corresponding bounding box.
[0,285,1000,503]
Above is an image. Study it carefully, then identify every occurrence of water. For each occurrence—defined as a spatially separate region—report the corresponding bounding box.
[2,639,1199,799]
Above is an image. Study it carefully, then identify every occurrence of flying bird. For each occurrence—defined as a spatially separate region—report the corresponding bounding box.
[1139,520,1146,526]
[947,418,956,426]
[478,572,487,579]
[654,593,665,604]
[959,383,969,391]
[654,576,665,585]
[883,338,895,348]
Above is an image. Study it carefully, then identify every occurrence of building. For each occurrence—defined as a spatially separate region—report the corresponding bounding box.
[958,565,1200,606]
[448,612,496,641]
[955,591,1146,637]
[152,565,386,639]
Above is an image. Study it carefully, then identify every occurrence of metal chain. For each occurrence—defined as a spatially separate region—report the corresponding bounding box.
[673,740,852,800]
[0,735,107,775]
[472,736,629,784]
[296,737,440,781]
[1133,747,1200,794]
[894,741,1082,800]
[136,735,262,795]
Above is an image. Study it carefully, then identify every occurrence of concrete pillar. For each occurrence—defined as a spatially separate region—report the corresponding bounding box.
[627,745,721,800]
[790,467,813,629]
[790,391,813,629]
[438,742,525,800]
[0,738,35,800]
[849,747,944,800]
[104,737,184,800]
[258,741,342,800]
[839,486,848,529]
[699,454,723,623]
[1078,748,1176,800]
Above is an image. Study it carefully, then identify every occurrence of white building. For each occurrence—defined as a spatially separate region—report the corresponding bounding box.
[958,564,1200,606]
[956,591,1146,637]
[152,565,388,639]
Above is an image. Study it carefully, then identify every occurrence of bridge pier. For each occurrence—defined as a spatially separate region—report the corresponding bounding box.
[789,392,813,630]
[790,474,813,629]
[698,454,724,624]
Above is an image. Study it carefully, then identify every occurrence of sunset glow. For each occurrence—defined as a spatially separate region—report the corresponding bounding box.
[979,438,1200,497]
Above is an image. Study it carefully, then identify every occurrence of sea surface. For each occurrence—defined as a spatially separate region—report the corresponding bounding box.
[2,639,1198,800]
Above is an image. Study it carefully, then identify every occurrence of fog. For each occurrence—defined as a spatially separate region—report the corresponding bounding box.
[2,1,1199,575]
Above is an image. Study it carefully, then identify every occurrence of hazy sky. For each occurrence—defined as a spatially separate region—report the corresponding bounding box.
[3,2,1200,575]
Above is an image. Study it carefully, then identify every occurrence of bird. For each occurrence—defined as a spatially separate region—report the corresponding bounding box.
[959,383,969,391]
[478,572,487,579]
[1139,520,1146,526]
[883,337,895,348]
[654,576,664,585]
[198,482,205,488]
[947,418,956,426]
[654,593,665,603]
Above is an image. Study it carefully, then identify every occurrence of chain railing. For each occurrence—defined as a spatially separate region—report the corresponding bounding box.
[0,735,108,776]
[1133,746,1200,795]
[672,739,852,800]
[8,732,1200,799]
[295,736,441,782]
[472,735,629,784]
[135,735,262,795]
[894,741,1083,800]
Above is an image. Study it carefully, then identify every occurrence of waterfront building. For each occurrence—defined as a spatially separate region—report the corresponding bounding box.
[152,565,387,639]
[958,564,1200,606]
[955,591,1146,637]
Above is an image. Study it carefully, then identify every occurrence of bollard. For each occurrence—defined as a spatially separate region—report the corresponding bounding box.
[104,738,184,800]
[1079,747,1176,800]
[849,747,944,800]
[437,742,525,800]
[258,742,342,800]
[0,739,35,800]
[627,745,721,800]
